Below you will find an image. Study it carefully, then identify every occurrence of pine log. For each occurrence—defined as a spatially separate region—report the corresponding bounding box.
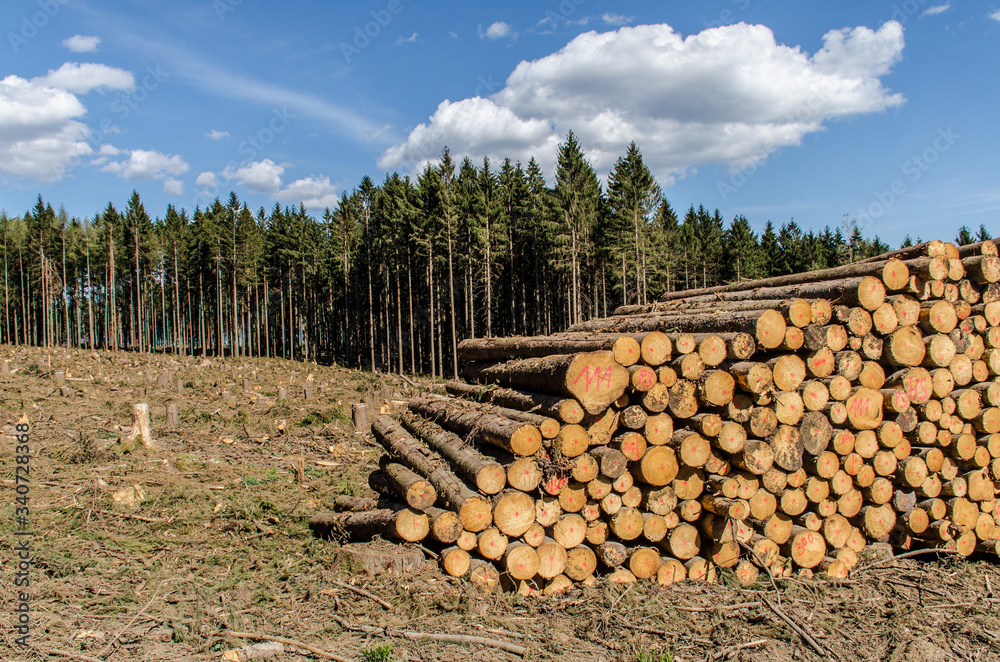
[654,258,909,303]
[552,513,587,548]
[399,412,506,495]
[440,546,472,577]
[309,508,428,543]
[457,333,642,365]
[369,462,437,511]
[569,309,787,349]
[373,415,493,532]
[408,396,541,456]
[445,381,585,424]
[504,542,540,580]
[461,351,629,415]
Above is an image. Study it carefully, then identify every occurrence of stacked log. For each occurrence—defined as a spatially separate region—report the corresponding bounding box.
[312,238,1000,592]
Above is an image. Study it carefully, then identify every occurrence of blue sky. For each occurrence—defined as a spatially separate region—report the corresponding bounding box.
[1,0,998,245]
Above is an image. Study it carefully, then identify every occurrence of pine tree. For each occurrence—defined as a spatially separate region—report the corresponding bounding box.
[607,142,661,305]
[554,131,602,324]
[722,215,761,282]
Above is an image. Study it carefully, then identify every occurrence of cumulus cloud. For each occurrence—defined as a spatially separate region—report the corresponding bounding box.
[221,159,284,194]
[601,13,633,26]
[990,10,1000,22]
[163,177,184,195]
[205,129,229,140]
[921,4,950,16]
[0,62,133,181]
[37,62,135,94]
[195,171,217,187]
[381,21,906,181]
[62,35,101,53]
[481,22,514,39]
[275,175,340,210]
[102,149,189,180]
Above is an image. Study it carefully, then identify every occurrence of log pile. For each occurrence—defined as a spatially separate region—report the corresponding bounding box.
[311,238,1000,594]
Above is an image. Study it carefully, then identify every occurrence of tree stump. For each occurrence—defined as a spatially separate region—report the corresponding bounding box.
[353,403,370,433]
[54,370,66,386]
[276,388,288,404]
[166,404,180,430]
[127,403,157,449]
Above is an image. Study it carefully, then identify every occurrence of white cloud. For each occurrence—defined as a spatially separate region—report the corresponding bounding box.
[396,32,418,45]
[364,124,392,140]
[99,144,121,156]
[205,129,229,140]
[481,22,514,39]
[163,177,184,195]
[921,4,950,16]
[275,175,340,210]
[0,76,87,180]
[103,149,189,180]
[381,21,906,181]
[62,35,101,53]
[601,13,633,26]
[37,62,135,94]
[222,159,284,194]
[990,10,1000,22]
[195,171,217,187]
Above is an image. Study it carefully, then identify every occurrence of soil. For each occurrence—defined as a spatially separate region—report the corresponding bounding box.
[2,344,999,662]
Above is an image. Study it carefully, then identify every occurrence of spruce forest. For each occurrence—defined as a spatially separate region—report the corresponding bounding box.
[1,135,991,377]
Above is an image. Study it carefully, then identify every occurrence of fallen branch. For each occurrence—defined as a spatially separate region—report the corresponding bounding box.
[321,580,392,610]
[227,631,352,662]
[332,615,527,657]
[856,548,962,572]
[97,578,176,658]
[399,374,424,389]
[702,639,768,662]
[96,509,171,523]
[671,601,762,613]
[760,597,836,661]
[48,650,105,662]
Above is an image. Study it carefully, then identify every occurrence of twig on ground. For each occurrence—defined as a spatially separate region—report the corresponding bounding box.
[399,374,422,388]
[855,548,961,571]
[738,535,781,604]
[97,578,176,658]
[671,601,762,613]
[332,615,527,657]
[227,631,352,662]
[48,650,105,662]
[95,509,171,523]
[761,596,837,661]
[702,639,768,662]
[322,580,393,610]
[878,577,948,597]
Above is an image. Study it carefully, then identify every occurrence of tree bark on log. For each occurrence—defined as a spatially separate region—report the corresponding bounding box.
[408,396,541,456]
[308,508,429,543]
[457,332,642,366]
[372,415,493,532]
[445,381,585,424]
[568,310,787,350]
[654,258,909,303]
[461,351,630,415]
